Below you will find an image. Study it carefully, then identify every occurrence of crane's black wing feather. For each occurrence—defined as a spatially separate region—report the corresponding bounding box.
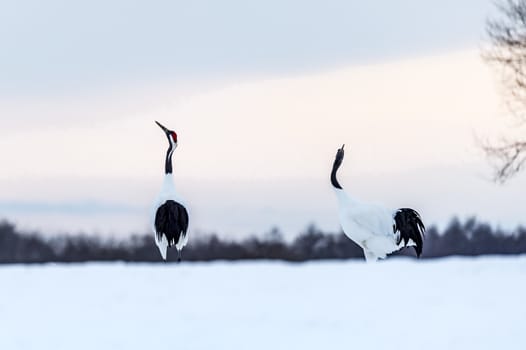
[154,200,189,247]
[393,208,425,257]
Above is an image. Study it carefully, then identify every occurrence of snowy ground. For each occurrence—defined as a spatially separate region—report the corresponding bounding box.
[1,256,525,350]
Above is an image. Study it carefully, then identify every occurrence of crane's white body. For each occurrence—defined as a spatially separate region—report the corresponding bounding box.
[334,188,413,262]
[151,173,188,259]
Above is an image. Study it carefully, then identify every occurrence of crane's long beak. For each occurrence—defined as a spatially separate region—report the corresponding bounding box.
[155,121,169,133]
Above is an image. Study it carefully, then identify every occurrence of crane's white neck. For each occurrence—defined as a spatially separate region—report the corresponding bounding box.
[161,174,177,194]
[333,187,358,207]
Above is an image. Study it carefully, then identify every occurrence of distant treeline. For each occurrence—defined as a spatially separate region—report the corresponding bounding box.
[1,218,525,263]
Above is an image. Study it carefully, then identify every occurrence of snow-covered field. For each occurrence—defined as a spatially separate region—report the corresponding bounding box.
[1,257,525,350]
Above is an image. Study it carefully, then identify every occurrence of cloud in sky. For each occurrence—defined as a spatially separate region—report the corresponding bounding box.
[1,0,493,94]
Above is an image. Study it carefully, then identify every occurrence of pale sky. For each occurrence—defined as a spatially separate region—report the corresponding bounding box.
[1,0,491,94]
[2,1,524,238]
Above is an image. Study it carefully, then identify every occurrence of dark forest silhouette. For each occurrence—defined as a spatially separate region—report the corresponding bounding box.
[1,217,525,263]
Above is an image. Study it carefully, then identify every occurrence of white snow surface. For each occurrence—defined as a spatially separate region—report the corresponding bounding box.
[1,256,525,350]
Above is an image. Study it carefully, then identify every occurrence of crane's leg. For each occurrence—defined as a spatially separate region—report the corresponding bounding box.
[177,249,182,263]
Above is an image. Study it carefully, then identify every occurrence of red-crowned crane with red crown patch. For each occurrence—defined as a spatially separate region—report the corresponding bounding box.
[151,121,189,261]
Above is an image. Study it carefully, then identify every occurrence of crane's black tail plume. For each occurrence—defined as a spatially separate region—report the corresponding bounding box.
[154,200,189,248]
[393,208,425,257]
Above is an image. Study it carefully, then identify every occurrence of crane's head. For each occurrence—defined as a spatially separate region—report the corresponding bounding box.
[155,121,178,148]
[334,144,345,167]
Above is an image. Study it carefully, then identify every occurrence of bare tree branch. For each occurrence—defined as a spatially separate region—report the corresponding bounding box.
[482,139,526,182]
[483,0,526,181]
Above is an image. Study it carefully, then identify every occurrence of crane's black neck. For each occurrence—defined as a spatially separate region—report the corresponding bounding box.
[331,161,343,189]
[165,145,174,174]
